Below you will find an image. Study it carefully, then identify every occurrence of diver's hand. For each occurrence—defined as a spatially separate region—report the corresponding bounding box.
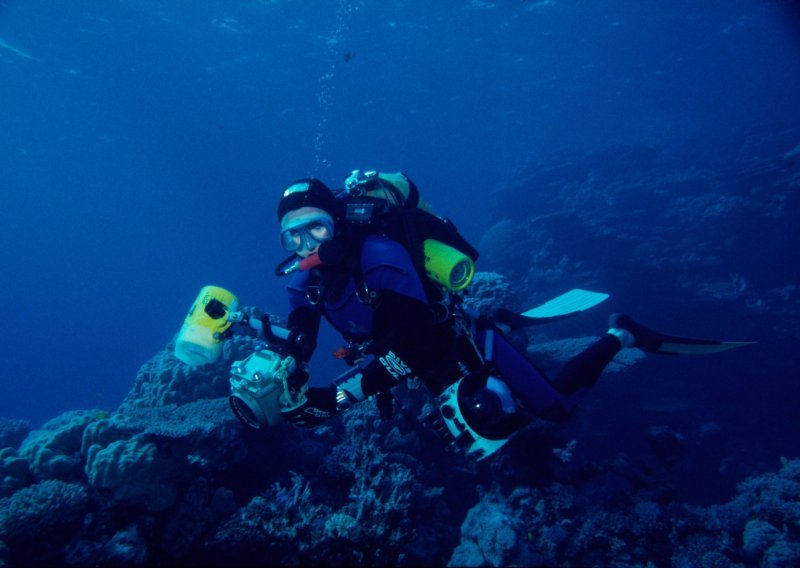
[280,387,337,428]
[286,366,309,392]
[278,362,309,409]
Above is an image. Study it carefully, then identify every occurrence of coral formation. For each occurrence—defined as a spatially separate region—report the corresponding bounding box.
[0,480,87,543]
[0,448,30,498]
[462,271,521,317]
[0,134,797,564]
[0,418,30,451]
[119,333,260,411]
[0,297,797,565]
[19,410,103,481]
[85,435,178,513]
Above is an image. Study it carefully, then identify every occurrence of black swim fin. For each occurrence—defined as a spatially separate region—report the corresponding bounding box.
[609,313,756,355]
[648,337,756,355]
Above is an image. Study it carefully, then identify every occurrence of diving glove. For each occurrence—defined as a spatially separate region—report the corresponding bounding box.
[281,387,338,428]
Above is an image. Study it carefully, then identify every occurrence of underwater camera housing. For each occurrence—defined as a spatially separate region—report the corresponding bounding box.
[422,371,522,461]
[228,348,297,429]
[173,286,310,429]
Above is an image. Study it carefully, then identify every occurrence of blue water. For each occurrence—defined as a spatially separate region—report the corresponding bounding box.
[1,0,799,440]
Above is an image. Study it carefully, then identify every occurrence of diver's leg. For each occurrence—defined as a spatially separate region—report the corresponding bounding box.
[549,334,623,395]
[549,311,712,395]
[479,328,582,420]
[608,313,661,351]
[607,313,754,354]
[548,312,669,394]
[475,313,682,421]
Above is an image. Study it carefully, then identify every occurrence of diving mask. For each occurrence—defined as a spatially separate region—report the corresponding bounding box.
[279,213,334,253]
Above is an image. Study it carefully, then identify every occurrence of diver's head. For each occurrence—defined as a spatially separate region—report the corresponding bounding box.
[279,206,334,258]
[277,179,339,258]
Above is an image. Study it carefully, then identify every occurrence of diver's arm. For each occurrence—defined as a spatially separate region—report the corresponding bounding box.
[274,305,335,428]
[281,291,435,425]
[282,237,436,424]
[285,306,321,363]
[281,267,323,380]
[283,269,324,364]
[279,386,338,428]
[355,290,437,397]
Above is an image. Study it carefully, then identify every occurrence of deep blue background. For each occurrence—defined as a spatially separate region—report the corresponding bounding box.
[1,0,799,437]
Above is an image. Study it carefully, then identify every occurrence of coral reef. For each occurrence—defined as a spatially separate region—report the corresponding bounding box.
[0,293,797,566]
[0,480,88,564]
[0,448,30,499]
[480,126,800,332]
[448,456,800,567]
[0,418,30,450]
[64,524,147,566]
[462,271,521,317]
[449,494,521,566]
[85,435,178,513]
[119,333,260,411]
[0,135,797,565]
[19,410,102,481]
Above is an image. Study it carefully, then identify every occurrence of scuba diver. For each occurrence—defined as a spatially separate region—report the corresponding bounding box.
[177,170,753,460]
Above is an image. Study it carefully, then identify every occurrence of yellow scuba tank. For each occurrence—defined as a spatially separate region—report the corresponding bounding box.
[174,285,239,367]
[423,239,475,291]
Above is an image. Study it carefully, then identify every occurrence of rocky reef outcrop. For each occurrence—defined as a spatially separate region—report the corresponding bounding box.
[1,127,798,565]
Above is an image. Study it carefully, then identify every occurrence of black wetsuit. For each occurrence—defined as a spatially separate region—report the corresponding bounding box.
[282,234,622,425]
